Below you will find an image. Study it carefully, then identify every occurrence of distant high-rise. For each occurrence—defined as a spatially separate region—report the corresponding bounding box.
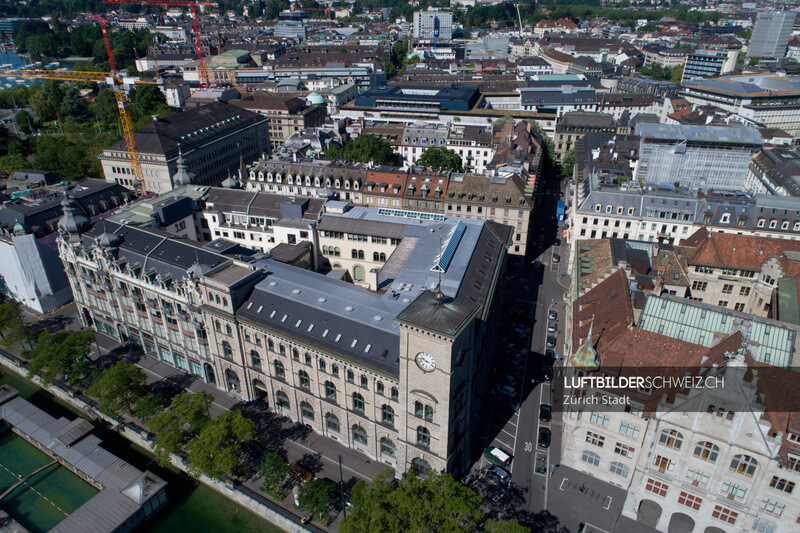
[413,8,453,41]
[749,10,797,58]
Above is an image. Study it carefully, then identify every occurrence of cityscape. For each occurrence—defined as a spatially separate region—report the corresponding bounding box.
[0,0,799,532]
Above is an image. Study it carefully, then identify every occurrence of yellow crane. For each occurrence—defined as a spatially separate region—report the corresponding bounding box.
[0,67,161,193]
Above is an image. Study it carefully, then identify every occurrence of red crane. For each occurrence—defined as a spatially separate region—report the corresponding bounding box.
[296,6,333,30]
[88,14,118,72]
[103,0,218,87]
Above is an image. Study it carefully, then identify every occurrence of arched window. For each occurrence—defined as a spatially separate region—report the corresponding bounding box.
[610,461,629,478]
[304,352,311,365]
[334,247,340,257]
[293,348,300,360]
[225,324,232,335]
[382,405,395,425]
[214,319,220,331]
[322,245,329,255]
[693,441,720,463]
[319,358,326,371]
[415,401,423,417]
[300,401,314,421]
[298,369,310,389]
[379,253,386,262]
[730,454,758,477]
[221,340,233,359]
[325,380,337,400]
[581,450,601,467]
[352,392,365,412]
[380,437,395,458]
[325,412,340,432]
[659,429,683,450]
[353,265,365,281]
[352,424,367,445]
[424,405,434,421]
[352,249,359,259]
[417,426,430,447]
[273,360,285,378]
[332,364,339,377]
[391,387,399,400]
[411,458,431,476]
[268,338,274,351]
[276,390,290,408]
[376,381,384,394]
[346,369,354,382]
[248,349,261,369]
[373,251,381,262]
[279,343,286,355]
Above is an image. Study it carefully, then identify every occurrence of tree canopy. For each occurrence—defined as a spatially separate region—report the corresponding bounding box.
[22,329,95,386]
[186,409,255,480]
[417,147,464,172]
[298,478,336,521]
[323,135,399,166]
[87,361,147,416]
[258,451,289,494]
[0,302,30,350]
[147,391,212,465]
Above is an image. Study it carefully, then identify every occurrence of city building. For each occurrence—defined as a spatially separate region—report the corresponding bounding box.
[230,94,327,152]
[617,77,681,98]
[681,75,800,136]
[681,49,737,82]
[749,11,797,59]
[413,8,453,41]
[57,195,511,478]
[99,103,270,192]
[353,85,480,115]
[554,112,625,162]
[634,123,763,191]
[518,86,598,118]
[399,123,495,174]
[748,147,800,197]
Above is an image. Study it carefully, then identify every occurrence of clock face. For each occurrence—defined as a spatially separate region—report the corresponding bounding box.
[416,352,436,372]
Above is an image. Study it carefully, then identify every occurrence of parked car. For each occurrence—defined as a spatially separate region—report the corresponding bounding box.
[538,427,551,449]
[484,446,513,468]
[552,254,560,264]
[497,394,520,411]
[547,319,558,333]
[533,260,541,268]
[511,325,530,338]
[539,403,552,422]
[499,374,520,388]
[554,238,561,246]
[502,359,523,372]
[544,349,556,365]
[542,364,553,381]
[288,463,313,484]
[546,336,557,348]
[484,464,510,483]
[496,384,516,397]
[548,309,558,321]
[507,342,527,354]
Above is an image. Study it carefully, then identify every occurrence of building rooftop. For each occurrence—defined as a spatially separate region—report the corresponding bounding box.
[635,123,764,146]
[683,74,800,98]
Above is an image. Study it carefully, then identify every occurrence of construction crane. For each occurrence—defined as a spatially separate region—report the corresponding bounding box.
[103,0,218,88]
[88,14,118,72]
[297,6,333,30]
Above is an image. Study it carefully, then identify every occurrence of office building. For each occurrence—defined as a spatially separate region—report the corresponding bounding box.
[634,123,763,191]
[413,8,453,41]
[57,196,511,478]
[749,11,797,59]
[99,103,270,193]
[681,49,737,82]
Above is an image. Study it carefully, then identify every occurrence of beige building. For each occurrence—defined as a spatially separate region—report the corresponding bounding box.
[231,94,327,152]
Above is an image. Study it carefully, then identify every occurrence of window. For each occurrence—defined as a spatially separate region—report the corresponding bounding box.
[273,360,285,378]
[250,350,261,369]
[659,429,683,450]
[740,286,751,296]
[225,324,231,335]
[722,284,733,294]
[391,387,398,400]
[298,370,310,389]
[730,454,758,477]
[276,390,290,409]
[360,375,368,388]
[300,401,314,421]
[769,476,795,494]
[381,405,395,425]
[721,481,747,501]
[352,392,365,413]
[718,300,729,308]
[325,380,337,400]
[331,364,339,377]
[694,441,720,463]
[352,425,367,445]
[424,405,434,421]
[376,381,384,395]
[417,426,430,448]
[415,400,424,417]
[581,450,601,467]
[268,339,275,351]
[752,518,776,533]
[614,443,635,457]
[347,369,354,382]
[760,499,785,517]
[380,437,395,458]
[677,491,702,510]
[586,431,605,447]
[590,412,609,427]
[685,468,710,487]
[609,461,629,478]
[304,352,311,365]
[735,303,746,312]
[691,281,708,291]
[318,358,326,371]
[619,422,640,438]
[292,348,299,360]
[645,478,668,497]
[712,505,737,525]
[221,340,233,360]
[653,455,675,473]
[325,412,340,432]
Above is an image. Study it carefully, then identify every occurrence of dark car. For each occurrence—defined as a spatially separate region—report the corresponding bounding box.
[552,253,561,264]
[538,427,551,448]
[484,464,510,483]
[542,364,553,381]
[539,403,552,422]
[544,349,556,365]
[554,238,561,246]
[546,336,557,348]
[548,309,558,321]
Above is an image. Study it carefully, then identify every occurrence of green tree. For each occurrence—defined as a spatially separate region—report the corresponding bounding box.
[22,329,95,386]
[0,302,30,350]
[14,110,32,135]
[736,29,751,39]
[258,451,289,494]
[133,393,164,421]
[340,469,483,533]
[484,519,531,532]
[33,135,101,181]
[147,391,212,465]
[60,86,89,123]
[92,89,119,125]
[28,84,62,121]
[299,478,336,522]
[749,57,760,67]
[561,149,574,180]
[670,65,684,84]
[325,135,399,166]
[0,154,29,175]
[417,147,464,172]
[185,409,255,480]
[87,361,147,416]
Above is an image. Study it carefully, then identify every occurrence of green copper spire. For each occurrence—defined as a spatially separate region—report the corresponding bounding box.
[570,315,599,371]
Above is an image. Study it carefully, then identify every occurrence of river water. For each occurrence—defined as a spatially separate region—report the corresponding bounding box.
[0,371,284,533]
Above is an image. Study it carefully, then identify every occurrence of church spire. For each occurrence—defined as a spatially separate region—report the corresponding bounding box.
[570,315,600,371]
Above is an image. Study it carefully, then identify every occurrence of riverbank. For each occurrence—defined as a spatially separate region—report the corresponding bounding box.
[0,367,291,533]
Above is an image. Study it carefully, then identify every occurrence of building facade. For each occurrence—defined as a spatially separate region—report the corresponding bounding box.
[413,8,453,41]
[749,11,797,59]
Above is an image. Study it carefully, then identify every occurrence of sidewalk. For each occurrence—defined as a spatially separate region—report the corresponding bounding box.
[17,303,389,531]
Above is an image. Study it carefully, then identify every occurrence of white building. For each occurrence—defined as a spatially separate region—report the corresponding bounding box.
[413,8,453,41]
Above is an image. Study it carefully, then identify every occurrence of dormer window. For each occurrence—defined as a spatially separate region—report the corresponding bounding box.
[757,218,765,228]
[720,213,730,224]
[782,221,790,230]
[769,220,778,229]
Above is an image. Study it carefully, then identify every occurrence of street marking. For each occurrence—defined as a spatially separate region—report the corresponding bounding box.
[583,523,611,533]
[559,478,568,491]
[604,496,612,510]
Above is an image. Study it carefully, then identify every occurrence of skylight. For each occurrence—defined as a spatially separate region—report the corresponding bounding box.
[432,220,466,273]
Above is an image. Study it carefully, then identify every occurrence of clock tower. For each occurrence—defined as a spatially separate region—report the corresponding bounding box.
[395,290,480,476]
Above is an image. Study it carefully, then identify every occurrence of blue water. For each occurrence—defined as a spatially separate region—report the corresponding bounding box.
[0,51,26,68]
[0,51,43,90]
